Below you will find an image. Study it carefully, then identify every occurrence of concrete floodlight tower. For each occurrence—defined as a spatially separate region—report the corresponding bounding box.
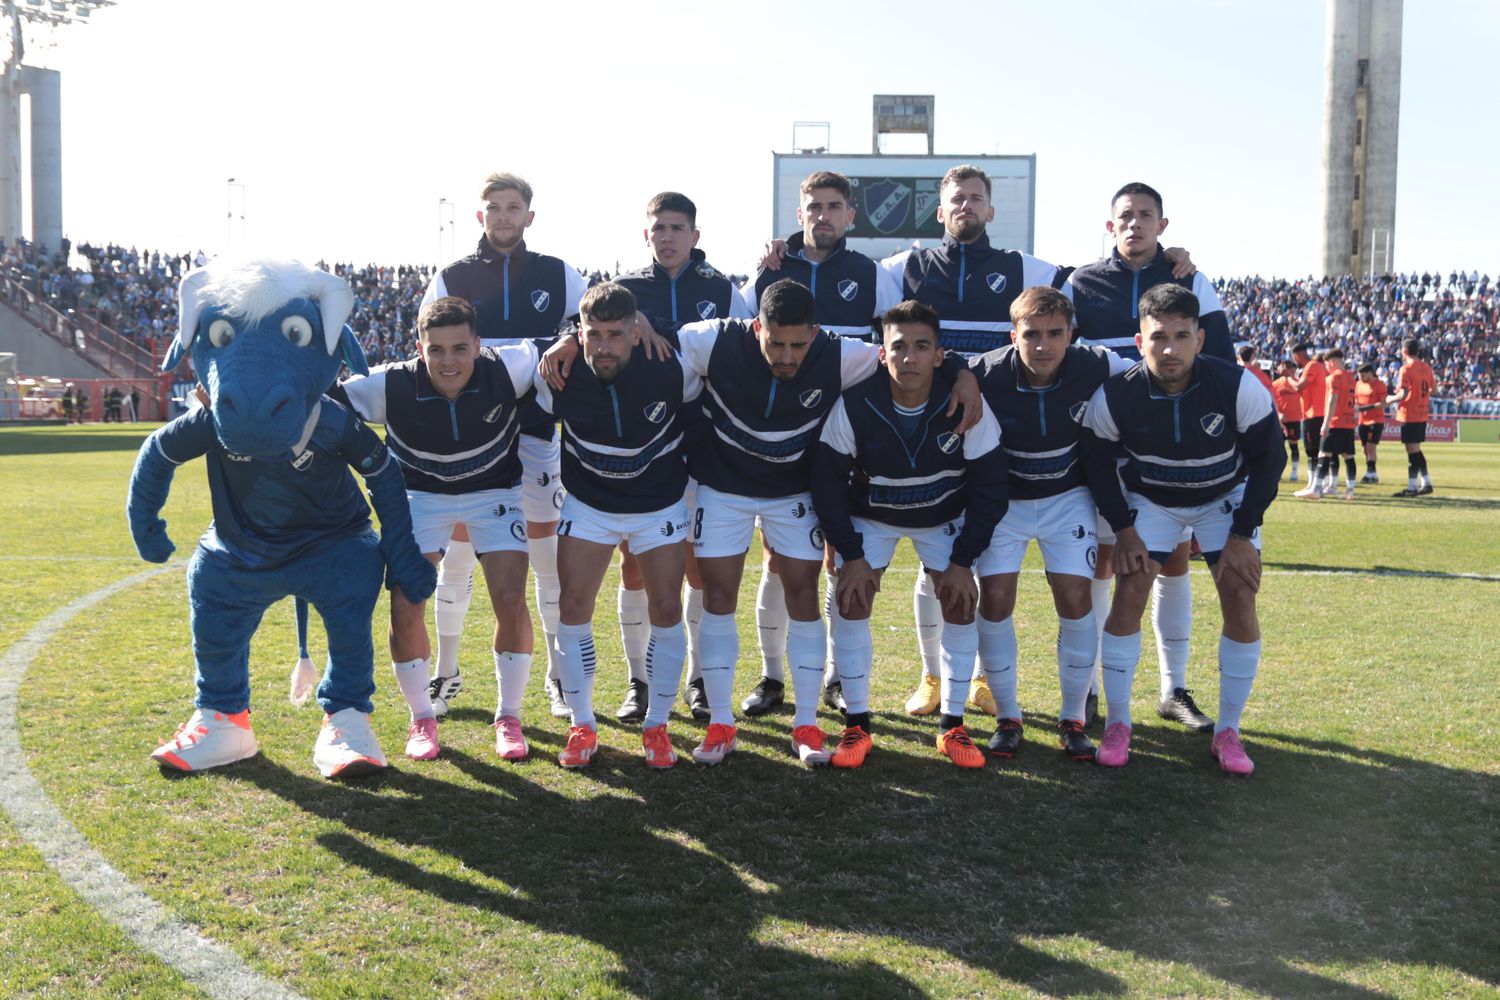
[0,0,111,255]
[1319,0,1403,277]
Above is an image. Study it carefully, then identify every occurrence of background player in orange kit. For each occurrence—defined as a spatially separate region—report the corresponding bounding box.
[1297,349,1358,500]
[1271,360,1304,482]
[1355,363,1388,484]
[1391,338,1438,497]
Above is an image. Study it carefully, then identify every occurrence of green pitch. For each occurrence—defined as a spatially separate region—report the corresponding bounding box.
[1,424,1496,999]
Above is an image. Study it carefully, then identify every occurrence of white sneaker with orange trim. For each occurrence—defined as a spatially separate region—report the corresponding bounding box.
[313,708,387,778]
[152,708,257,772]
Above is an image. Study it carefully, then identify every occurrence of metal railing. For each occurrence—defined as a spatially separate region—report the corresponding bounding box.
[0,275,158,377]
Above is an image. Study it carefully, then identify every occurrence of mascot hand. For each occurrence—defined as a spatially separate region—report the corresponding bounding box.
[132,518,176,563]
[387,550,437,603]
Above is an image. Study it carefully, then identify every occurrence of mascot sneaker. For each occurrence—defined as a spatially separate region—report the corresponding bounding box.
[152,709,257,772]
[314,708,387,778]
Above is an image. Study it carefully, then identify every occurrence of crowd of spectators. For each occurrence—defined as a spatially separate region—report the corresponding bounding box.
[2,238,1494,400]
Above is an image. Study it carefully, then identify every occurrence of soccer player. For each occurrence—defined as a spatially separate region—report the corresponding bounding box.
[1355,362,1389,483]
[1297,349,1358,500]
[532,283,698,769]
[612,192,753,723]
[1081,284,1285,774]
[420,172,588,721]
[1390,338,1437,497]
[742,171,901,719]
[968,287,1133,762]
[1271,359,1305,481]
[1239,345,1274,395]
[811,300,1008,769]
[1291,342,1328,480]
[1065,182,1230,734]
[333,297,538,761]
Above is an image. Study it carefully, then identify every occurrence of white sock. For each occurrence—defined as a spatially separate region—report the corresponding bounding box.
[434,540,477,678]
[644,622,687,728]
[1100,630,1142,728]
[914,571,942,677]
[823,576,843,686]
[528,534,561,681]
[494,650,531,720]
[1408,472,1419,490]
[618,585,649,683]
[683,584,705,685]
[1090,576,1112,694]
[786,617,826,729]
[977,614,1021,719]
[833,614,873,715]
[1151,573,1192,699]
[939,619,979,718]
[697,611,738,726]
[554,621,596,728]
[1056,613,1096,723]
[392,656,435,720]
[756,569,788,681]
[1216,635,1260,734]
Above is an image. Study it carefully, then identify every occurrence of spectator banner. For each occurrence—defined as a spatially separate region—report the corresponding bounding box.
[1380,418,1456,442]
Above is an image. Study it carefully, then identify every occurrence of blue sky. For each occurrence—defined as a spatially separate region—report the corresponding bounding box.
[25,0,1500,280]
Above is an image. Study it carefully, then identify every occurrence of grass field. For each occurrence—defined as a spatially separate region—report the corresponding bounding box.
[1,423,1497,999]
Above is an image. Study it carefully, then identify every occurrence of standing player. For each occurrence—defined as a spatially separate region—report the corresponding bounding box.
[1390,338,1437,497]
[968,287,1133,762]
[612,191,752,723]
[421,172,588,720]
[1271,360,1305,481]
[1081,285,1285,774]
[1065,182,1229,734]
[333,297,538,761]
[1239,345,1274,395]
[742,171,901,719]
[1290,342,1328,486]
[811,301,1008,769]
[1297,349,1358,500]
[532,284,697,768]
[1355,362,1388,483]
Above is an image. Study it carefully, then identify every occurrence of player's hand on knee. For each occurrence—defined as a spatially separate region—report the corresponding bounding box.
[933,564,977,620]
[1217,536,1261,593]
[836,558,878,617]
[1112,527,1149,577]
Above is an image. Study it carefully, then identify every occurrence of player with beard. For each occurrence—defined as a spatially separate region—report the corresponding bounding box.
[1355,362,1388,483]
[420,173,588,723]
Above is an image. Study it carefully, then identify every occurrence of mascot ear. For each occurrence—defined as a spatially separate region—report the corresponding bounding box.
[339,324,369,376]
[308,269,356,357]
[167,267,213,371]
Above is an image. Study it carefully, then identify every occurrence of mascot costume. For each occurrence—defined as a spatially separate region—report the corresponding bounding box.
[126,258,436,778]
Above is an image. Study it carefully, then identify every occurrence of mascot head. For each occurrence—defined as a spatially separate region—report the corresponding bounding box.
[164,258,368,457]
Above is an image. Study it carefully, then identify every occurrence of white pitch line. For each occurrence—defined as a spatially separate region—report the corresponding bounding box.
[0,564,306,1000]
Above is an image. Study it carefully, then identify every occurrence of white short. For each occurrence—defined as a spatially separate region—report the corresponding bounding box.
[410,487,527,556]
[1097,509,1191,547]
[519,430,564,523]
[692,484,825,561]
[557,495,691,557]
[837,516,964,572]
[977,486,1098,578]
[1128,485,1259,565]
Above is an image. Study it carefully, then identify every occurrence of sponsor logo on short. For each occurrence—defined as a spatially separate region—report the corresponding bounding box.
[531,289,550,312]
[1070,401,1088,423]
[942,522,958,536]
[537,471,552,486]
[799,388,823,408]
[1220,499,1236,514]
[643,401,668,424]
[1202,412,1226,437]
[662,519,690,537]
[986,272,1006,294]
[791,501,808,518]
[484,404,505,424]
[697,300,717,320]
[937,431,960,454]
[292,451,314,471]
[1071,524,1087,539]
[838,279,859,301]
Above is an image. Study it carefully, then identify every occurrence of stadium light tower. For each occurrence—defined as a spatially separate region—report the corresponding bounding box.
[0,0,111,254]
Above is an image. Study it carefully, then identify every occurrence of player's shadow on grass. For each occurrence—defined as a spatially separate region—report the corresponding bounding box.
[0,429,151,454]
[1266,560,1500,582]
[238,721,1497,999]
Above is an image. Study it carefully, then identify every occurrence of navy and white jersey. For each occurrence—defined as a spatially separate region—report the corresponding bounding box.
[1063,248,1233,362]
[677,318,883,499]
[881,233,1062,356]
[813,370,1008,568]
[1081,355,1287,535]
[746,232,900,340]
[970,344,1132,501]
[532,346,701,514]
[615,250,753,338]
[422,237,589,347]
[146,399,386,569]
[331,344,537,496]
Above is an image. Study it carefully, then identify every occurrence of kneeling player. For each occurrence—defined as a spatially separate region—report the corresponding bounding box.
[1081,285,1285,774]
[534,283,698,769]
[811,301,1008,768]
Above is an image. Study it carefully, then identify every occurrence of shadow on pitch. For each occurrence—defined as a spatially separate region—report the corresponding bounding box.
[0,428,152,455]
[1265,560,1500,582]
[231,704,1500,998]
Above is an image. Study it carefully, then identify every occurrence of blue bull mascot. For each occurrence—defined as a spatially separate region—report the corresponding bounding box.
[127,258,436,778]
